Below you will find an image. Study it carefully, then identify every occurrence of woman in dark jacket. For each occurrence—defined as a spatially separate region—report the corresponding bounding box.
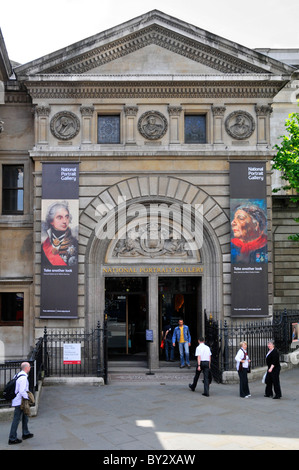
[265,340,282,399]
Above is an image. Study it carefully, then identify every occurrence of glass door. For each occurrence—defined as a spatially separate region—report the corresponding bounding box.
[105,277,148,359]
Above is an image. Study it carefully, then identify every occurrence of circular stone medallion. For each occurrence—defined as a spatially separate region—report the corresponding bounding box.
[138,111,168,140]
[225,111,255,140]
[50,111,80,140]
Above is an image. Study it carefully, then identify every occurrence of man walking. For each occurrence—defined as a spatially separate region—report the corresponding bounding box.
[189,337,212,396]
[8,362,34,445]
[172,319,191,368]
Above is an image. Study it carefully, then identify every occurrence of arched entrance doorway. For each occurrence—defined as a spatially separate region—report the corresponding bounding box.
[83,176,228,369]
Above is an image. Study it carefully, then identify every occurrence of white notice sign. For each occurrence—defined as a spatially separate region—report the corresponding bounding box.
[63,343,81,364]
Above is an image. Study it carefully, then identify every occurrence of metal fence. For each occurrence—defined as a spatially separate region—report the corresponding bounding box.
[205,309,299,383]
[0,321,108,407]
[43,321,108,384]
[0,336,44,407]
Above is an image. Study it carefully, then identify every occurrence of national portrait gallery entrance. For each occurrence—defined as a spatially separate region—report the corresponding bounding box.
[104,272,202,366]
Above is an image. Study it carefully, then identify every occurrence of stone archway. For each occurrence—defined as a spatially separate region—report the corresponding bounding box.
[80,175,230,334]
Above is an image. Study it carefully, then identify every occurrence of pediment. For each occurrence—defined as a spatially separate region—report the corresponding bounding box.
[83,43,218,76]
[15,10,294,79]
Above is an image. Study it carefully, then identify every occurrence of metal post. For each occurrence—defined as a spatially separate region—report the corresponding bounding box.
[103,314,108,384]
[96,321,101,378]
[43,327,49,377]
[223,320,229,372]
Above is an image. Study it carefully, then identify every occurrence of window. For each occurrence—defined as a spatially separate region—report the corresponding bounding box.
[184,115,206,144]
[0,292,24,325]
[98,115,120,144]
[2,165,24,214]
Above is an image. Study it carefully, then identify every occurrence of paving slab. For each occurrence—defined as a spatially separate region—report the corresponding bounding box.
[0,368,298,451]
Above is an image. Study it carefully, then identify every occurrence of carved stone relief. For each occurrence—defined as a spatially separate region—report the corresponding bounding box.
[138,111,168,140]
[225,110,255,140]
[50,111,80,140]
[112,223,195,260]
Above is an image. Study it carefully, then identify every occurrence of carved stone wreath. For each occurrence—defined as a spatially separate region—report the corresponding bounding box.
[225,110,255,140]
[50,111,80,140]
[138,111,168,140]
[112,223,192,259]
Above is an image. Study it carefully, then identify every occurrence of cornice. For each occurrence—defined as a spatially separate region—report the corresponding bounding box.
[29,149,275,160]
[25,79,287,100]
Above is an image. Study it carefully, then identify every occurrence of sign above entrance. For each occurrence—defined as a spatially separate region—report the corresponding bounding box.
[102,265,204,275]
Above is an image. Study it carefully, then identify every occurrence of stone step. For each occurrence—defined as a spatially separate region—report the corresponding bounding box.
[107,360,196,382]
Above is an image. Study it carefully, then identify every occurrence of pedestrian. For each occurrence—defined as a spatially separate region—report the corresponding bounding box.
[162,323,174,362]
[189,337,211,396]
[264,340,282,399]
[235,341,251,398]
[8,362,34,445]
[172,319,191,368]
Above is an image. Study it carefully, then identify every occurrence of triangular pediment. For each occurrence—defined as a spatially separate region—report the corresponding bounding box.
[15,10,294,79]
[83,43,219,76]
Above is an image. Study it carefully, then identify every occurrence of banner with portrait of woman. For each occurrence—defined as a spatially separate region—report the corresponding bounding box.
[40,163,79,318]
[230,162,268,317]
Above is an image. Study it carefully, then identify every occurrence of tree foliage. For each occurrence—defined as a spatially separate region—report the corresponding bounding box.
[272,109,299,241]
[273,111,299,196]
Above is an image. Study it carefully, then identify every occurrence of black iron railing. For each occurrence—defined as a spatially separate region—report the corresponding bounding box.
[43,320,108,384]
[205,309,299,383]
[0,336,44,407]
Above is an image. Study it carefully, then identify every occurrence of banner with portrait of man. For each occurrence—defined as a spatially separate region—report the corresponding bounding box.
[40,163,79,318]
[230,162,268,317]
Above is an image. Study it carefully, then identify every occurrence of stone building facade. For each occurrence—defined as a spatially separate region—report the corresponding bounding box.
[0,11,298,367]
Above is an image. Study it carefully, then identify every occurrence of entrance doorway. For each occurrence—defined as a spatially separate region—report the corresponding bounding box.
[159,277,201,360]
[105,277,147,360]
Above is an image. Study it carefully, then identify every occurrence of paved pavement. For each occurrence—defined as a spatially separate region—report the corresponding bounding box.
[0,367,298,451]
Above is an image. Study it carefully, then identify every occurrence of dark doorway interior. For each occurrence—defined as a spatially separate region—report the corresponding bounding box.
[105,277,147,360]
[159,277,202,360]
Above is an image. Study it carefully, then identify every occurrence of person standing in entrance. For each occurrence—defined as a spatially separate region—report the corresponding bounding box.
[172,319,191,368]
[162,323,174,362]
[189,337,212,396]
[8,362,34,445]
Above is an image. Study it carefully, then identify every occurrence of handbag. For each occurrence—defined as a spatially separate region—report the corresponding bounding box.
[160,339,165,349]
[262,372,267,384]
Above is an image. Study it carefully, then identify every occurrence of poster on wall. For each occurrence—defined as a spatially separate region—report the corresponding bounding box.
[230,162,268,317]
[40,163,79,318]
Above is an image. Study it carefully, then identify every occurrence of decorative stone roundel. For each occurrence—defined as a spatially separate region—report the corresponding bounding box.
[50,111,80,140]
[225,110,255,140]
[138,110,168,140]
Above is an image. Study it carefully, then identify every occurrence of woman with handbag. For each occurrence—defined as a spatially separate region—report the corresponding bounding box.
[235,341,251,398]
[264,340,282,399]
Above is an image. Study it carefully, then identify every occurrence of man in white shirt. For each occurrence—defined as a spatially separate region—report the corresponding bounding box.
[8,362,34,445]
[189,337,212,396]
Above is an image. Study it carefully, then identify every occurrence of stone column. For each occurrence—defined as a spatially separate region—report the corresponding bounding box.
[35,105,51,145]
[124,105,138,145]
[80,105,94,144]
[255,105,272,146]
[148,275,159,370]
[212,106,226,144]
[168,105,182,144]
